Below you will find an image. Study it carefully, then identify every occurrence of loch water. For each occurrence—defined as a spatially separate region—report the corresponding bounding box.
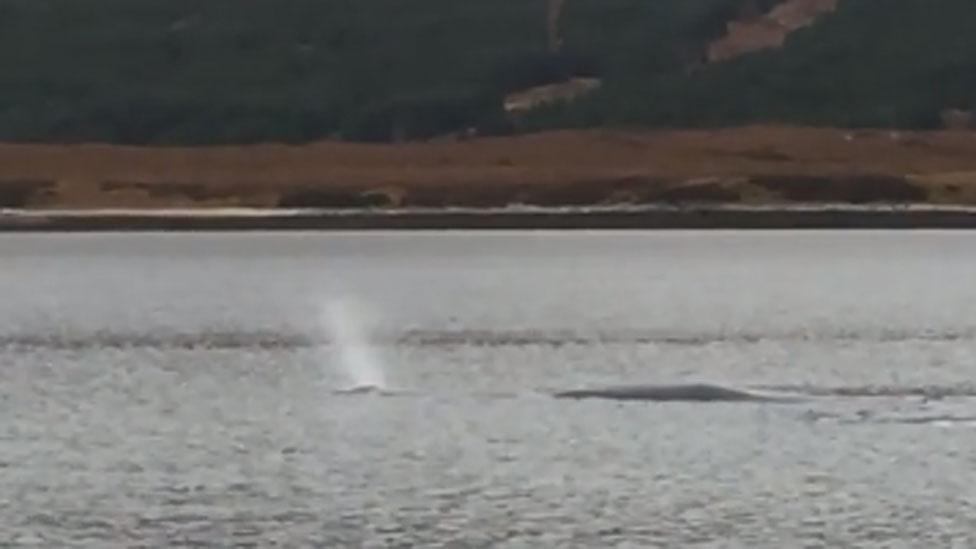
[2,231,976,547]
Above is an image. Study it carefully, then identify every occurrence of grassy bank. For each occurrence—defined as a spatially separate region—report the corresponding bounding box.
[3,127,976,210]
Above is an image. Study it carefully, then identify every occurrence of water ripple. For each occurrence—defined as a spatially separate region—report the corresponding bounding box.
[1,327,974,351]
[754,383,976,399]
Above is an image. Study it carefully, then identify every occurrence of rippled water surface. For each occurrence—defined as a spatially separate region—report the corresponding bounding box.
[3,231,976,547]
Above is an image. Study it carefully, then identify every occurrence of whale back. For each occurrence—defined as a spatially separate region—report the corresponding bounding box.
[553,383,777,402]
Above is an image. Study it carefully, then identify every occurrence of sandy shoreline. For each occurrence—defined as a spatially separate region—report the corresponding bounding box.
[6,205,976,231]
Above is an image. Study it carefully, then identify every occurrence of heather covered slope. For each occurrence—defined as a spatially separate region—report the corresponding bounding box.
[0,0,750,144]
[537,0,976,130]
[0,0,973,144]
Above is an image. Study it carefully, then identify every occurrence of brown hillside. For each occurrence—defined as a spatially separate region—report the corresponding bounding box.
[707,0,838,62]
[3,127,976,209]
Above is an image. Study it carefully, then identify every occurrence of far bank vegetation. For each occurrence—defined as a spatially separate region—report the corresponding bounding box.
[0,0,974,144]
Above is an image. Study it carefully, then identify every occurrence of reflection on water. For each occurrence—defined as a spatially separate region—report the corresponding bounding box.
[3,231,976,546]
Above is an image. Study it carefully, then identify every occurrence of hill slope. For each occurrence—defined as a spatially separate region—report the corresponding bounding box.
[535,0,976,130]
[0,0,752,143]
[5,127,976,210]
[0,0,974,144]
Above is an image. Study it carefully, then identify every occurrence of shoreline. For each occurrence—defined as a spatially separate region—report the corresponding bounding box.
[5,128,976,227]
[7,205,976,231]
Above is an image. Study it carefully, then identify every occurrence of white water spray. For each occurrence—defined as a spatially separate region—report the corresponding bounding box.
[322,299,387,390]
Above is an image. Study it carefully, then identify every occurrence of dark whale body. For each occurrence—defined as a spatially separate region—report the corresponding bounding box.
[332,385,422,398]
[553,383,795,402]
[334,385,382,395]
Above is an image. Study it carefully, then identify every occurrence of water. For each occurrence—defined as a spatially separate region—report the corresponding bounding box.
[2,230,976,546]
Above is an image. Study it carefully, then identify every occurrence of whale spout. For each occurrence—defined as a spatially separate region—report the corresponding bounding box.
[553,383,796,402]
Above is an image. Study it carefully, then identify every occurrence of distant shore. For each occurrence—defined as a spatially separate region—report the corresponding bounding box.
[4,127,976,230]
[7,205,976,231]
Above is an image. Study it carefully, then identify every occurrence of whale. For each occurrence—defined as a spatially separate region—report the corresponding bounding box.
[332,385,422,397]
[552,383,800,402]
[333,384,385,395]
[331,382,800,402]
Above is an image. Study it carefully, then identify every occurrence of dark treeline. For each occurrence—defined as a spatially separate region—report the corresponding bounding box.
[0,0,973,144]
